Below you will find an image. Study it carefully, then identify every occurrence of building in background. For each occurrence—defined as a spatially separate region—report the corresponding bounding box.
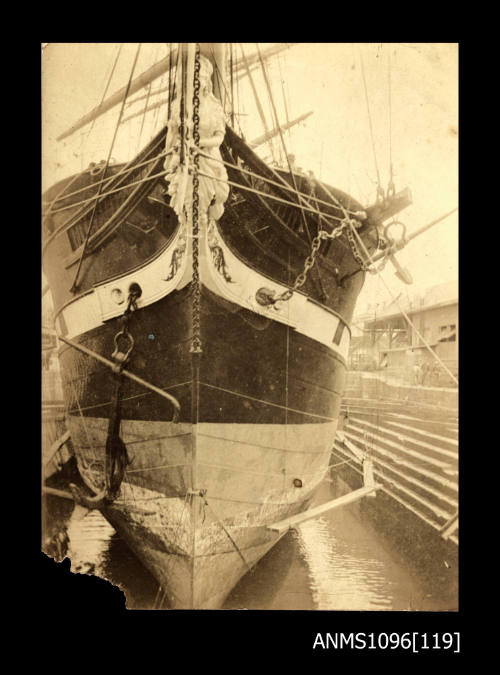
[42,303,64,403]
[42,291,68,478]
[349,280,458,387]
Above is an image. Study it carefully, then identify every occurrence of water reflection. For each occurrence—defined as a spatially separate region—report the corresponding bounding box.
[66,508,116,574]
[224,529,314,610]
[63,505,160,609]
[42,476,457,611]
[298,517,393,610]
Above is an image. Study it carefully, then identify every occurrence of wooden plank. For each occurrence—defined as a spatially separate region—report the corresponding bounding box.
[439,511,459,538]
[333,442,454,531]
[365,187,412,224]
[42,486,74,501]
[350,418,458,459]
[267,485,380,533]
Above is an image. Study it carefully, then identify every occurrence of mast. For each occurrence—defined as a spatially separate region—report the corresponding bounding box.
[250,111,313,149]
[56,43,295,142]
[232,43,296,79]
[56,48,180,141]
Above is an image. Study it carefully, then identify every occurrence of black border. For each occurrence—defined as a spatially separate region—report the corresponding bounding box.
[38,39,470,663]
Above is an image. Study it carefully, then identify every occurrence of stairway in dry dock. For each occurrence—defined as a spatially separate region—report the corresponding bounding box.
[332,396,459,546]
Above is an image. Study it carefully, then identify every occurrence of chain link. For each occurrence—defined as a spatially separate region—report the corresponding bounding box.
[274,180,382,304]
[273,220,350,303]
[111,285,140,370]
[346,220,396,275]
[190,45,202,354]
[188,47,389,314]
[279,214,391,304]
[345,222,372,271]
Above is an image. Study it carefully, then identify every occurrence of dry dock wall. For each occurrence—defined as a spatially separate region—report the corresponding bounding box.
[345,371,458,411]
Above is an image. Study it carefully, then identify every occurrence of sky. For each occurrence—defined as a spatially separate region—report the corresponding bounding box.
[42,43,458,316]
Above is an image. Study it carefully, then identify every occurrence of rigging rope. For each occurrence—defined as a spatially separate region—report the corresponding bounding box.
[44,146,362,224]
[196,168,349,224]
[230,43,235,128]
[136,45,161,153]
[58,335,181,418]
[69,378,99,465]
[347,222,459,385]
[44,150,172,219]
[203,497,252,572]
[201,149,363,217]
[236,50,242,131]
[167,43,173,121]
[84,44,123,148]
[358,46,384,201]
[41,147,172,263]
[45,162,344,225]
[256,43,311,242]
[239,44,275,161]
[42,169,87,228]
[387,49,395,197]
[43,147,173,214]
[225,129,356,237]
[137,81,153,151]
[277,53,292,149]
[70,44,142,294]
[200,380,337,422]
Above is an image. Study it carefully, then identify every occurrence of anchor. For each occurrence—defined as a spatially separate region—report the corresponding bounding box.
[70,326,134,510]
[383,221,413,285]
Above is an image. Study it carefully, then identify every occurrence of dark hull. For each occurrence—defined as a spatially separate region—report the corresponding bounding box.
[43,125,384,608]
[60,285,343,607]
[60,284,346,427]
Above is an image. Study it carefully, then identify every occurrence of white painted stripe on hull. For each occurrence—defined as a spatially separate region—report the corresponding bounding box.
[56,224,190,339]
[55,218,350,361]
[201,220,350,360]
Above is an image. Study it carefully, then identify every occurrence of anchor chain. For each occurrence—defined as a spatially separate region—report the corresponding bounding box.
[104,286,141,499]
[190,45,202,355]
[104,371,131,501]
[69,286,140,509]
[259,220,350,306]
[345,222,373,272]
[112,285,140,370]
[347,218,408,276]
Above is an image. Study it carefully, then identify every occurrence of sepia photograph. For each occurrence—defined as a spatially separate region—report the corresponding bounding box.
[41,42,458,612]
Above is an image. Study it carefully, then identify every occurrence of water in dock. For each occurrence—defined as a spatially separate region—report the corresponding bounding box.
[42,456,457,611]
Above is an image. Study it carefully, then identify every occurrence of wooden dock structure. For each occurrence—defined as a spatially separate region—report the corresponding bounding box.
[333,394,458,545]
